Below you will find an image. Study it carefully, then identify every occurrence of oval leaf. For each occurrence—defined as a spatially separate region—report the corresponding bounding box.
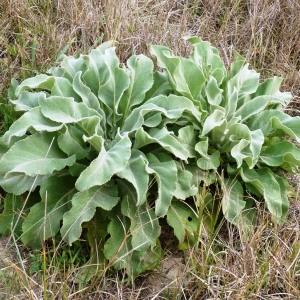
[61,183,119,245]
[76,135,131,191]
[117,149,149,206]
[3,107,63,145]
[22,175,76,249]
[145,153,177,216]
[0,133,76,177]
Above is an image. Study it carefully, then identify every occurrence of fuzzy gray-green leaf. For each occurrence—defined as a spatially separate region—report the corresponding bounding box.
[145,153,177,216]
[135,127,190,160]
[61,183,119,245]
[241,167,289,223]
[247,110,300,142]
[117,149,149,206]
[167,201,198,250]
[21,175,76,249]
[39,96,101,124]
[0,173,49,195]
[119,54,154,118]
[0,133,76,177]
[75,135,131,191]
[3,107,63,145]
[260,140,300,168]
[10,91,46,111]
[121,196,160,251]
[58,125,89,160]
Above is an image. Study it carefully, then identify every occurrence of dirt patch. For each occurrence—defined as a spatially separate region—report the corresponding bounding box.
[136,253,188,299]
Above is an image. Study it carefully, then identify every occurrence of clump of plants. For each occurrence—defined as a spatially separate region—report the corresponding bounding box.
[1,37,300,280]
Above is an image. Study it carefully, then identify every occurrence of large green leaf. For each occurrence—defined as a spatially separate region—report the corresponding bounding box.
[251,76,292,106]
[50,77,80,100]
[61,183,119,245]
[15,74,55,96]
[185,164,217,187]
[21,175,76,249]
[83,133,103,152]
[230,139,250,168]
[195,137,220,170]
[260,140,300,169]
[225,86,238,119]
[77,116,103,137]
[185,37,226,84]
[135,127,190,160]
[145,153,177,216]
[227,63,259,104]
[172,58,206,100]
[167,201,198,250]
[60,55,87,77]
[72,71,101,112]
[149,45,179,88]
[247,110,300,142]
[81,49,104,95]
[0,137,9,161]
[241,166,289,223]
[205,76,223,107]
[0,133,76,177]
[75,135,131,191]
[116,149,149,206]
[225,62,259,119]
[104,211,161,278]
[228,125,264,168]
[145,94,202,126]
[201,108,225,136]
[57,125,89,160]
[252,76,282,97]
[119,54,154,119]
[8,77,19,100]
[2,107,63,145]
[128,242,162,277]
[10,91,46,111]
[177,125,198,157]
[48,65,73,83]
[221,179,246,227]
[272,173,290,222]
[103,214,131,270]
[174,162,198,200]
[234,95,276,122]
[227,50,247,79]
[77,209,110,283]
[39,96,101,124]
[144,71,172,99]
[121,94,202,134]
[121,196,160,251]
[121,103,164,133]
[97,47,130,126]
[151,44,206,102]
[81,41,115,95]
[0,173,49,195]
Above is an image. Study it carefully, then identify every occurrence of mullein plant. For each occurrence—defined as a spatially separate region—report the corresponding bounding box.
[0,37,300,279]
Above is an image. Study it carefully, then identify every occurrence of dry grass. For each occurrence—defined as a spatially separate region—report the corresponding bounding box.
[185,197,300,299]
[1,0,300,96]
[1,0,300,299]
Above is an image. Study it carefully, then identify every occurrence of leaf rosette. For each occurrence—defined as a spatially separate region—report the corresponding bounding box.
[1,37,299,279]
